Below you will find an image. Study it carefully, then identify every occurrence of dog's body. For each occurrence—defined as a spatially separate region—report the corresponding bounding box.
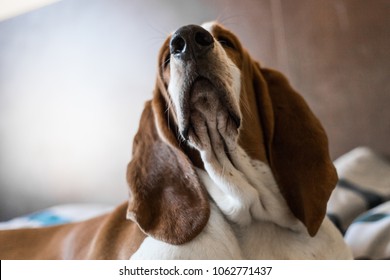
[0,22,352,259]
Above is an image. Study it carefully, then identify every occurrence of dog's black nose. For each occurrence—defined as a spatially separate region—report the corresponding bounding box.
[170,25,214,60]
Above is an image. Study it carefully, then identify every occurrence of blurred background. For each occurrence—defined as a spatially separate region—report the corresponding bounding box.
[0,0,389,221]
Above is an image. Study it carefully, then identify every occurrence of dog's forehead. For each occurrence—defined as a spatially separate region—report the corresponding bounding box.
[201,22,238,39]
[167,21,217,37]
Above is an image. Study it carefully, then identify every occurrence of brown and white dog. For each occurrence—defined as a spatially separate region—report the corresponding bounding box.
[0,22,352,259]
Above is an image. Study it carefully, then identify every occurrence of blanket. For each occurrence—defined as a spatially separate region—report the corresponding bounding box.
[327,147,390,259]
[0,204,113,230]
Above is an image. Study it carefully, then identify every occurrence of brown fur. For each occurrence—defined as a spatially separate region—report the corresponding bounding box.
[0,203,145,259]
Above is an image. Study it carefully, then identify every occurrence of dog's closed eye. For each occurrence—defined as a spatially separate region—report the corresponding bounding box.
[217,36,236,49]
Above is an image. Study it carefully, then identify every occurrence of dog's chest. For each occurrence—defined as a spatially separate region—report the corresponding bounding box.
[130,206,334,259]
[195,152,325,259]
[233,221,308,259]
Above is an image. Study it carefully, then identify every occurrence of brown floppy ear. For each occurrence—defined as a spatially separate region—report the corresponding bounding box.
[126,94,210,245]
[253,64,337,236]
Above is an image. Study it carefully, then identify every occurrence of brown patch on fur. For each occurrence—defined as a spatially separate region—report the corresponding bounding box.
[256,67,338,236]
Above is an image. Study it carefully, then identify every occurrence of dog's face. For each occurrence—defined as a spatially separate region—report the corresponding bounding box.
[158,23,245,155]
[127,22,338,245]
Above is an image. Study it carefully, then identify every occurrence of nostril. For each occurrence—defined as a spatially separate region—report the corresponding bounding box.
[195,31,213,47]
[170,36,186,54]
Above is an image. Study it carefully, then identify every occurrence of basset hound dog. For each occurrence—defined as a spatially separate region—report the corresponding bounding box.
[0,22,352,259]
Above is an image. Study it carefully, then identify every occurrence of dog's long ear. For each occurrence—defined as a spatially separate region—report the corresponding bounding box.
[252,63,337,236]
[126,93,210,245]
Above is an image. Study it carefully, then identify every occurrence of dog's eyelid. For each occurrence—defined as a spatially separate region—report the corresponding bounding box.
[217,36,236,50]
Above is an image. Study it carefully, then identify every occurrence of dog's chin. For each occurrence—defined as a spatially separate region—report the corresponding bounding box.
[179,78,241,151]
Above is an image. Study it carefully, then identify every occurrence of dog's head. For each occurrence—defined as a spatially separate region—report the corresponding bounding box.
[126,22,337,244]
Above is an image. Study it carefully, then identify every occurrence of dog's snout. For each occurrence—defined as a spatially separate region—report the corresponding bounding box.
[170,25,214,60]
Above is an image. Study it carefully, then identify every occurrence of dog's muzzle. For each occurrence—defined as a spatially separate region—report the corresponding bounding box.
[168,25,241,145]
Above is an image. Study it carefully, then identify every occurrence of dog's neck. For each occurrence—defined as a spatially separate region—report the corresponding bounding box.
[195,139,301,231]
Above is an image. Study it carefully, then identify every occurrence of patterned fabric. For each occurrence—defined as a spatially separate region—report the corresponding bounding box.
[344,201,390,259]
[327,147,390,259]
[0,204,113,230]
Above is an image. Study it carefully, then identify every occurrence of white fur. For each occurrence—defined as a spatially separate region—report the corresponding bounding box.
[167,61,186,132]
[198,145,303,229]
[130,203,242,260]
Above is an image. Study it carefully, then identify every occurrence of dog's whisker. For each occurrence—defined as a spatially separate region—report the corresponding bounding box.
[240,96,256,121]
[161,57,170,69]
